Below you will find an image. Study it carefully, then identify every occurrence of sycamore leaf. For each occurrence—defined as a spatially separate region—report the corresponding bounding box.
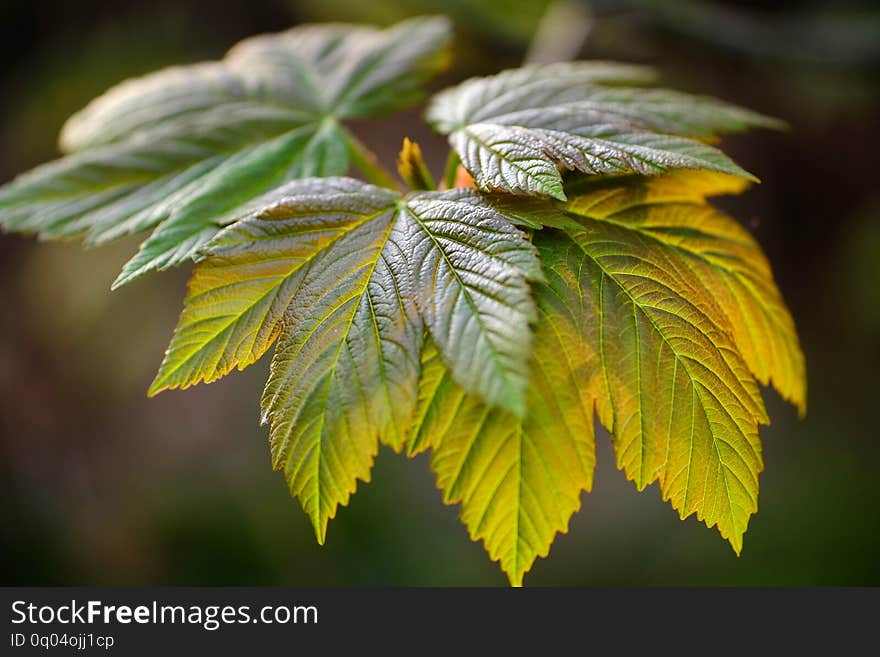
[151,180,542,412]
[150,178,541,537]
[535,170,803,556]
[409,274,596,586]
[541,221,766,554]
[0,19,804,584]
[409,171,804,584]
[0,17,451,287]
[563,170,806,415]
[402,189,544,416]
[427,63,783,200]
[253,180,421,540]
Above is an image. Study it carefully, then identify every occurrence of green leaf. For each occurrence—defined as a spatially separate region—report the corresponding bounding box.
[563,170,806,415]
[152,179,542,411]
[409,275,596,586]
[0,16,451,287]
[151,178,541,536]
[411,170,804,583]
[541,170,805,554]
[148,178,404,396]
[402,189,543,416]
[0,22,804,584]
[253,180,421,540]
[545,225,765,553]
[427,63,783,200]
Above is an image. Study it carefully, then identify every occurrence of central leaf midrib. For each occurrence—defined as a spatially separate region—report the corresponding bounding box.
[405,200,520,404]
[460,126,564,196]
[280,207,400,532]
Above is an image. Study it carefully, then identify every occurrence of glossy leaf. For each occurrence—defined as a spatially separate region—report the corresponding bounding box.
[427,63,783,200]
[151,178,541,536]
[409,270,596,585]
[542,170,804,553]
[402,189,543,416]
[0,17,451,287]
[251,180,420,540]
[409,171,804,583]
[0,23,806,585]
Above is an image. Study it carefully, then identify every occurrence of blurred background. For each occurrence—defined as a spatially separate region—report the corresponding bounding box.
[1,0,878,586]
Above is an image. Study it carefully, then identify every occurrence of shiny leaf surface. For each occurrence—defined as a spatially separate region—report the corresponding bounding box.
[428,63,782,199]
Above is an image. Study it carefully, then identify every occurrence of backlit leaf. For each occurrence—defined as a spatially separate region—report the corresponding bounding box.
[252,180,421,540]
[0,17,451,287]
[410,171,804,583]
[151,178,541,536]
[563,170,806,414]
[0,22,806,584]
[409,265,597,585]
[542,224,765,553]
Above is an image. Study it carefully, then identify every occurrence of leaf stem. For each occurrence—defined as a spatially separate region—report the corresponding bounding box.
[346,132,402,190]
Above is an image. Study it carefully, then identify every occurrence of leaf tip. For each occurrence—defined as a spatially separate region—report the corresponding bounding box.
[547,185,568,202]
[380,433,408,454]
[755,113,790,133]
[728,534,744,557]
[146,380,166,398]
[312,516,329,546]
[705,160,760,185]
[110,265,142,290]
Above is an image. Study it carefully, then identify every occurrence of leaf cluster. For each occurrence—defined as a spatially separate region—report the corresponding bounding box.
[0,16,805,585]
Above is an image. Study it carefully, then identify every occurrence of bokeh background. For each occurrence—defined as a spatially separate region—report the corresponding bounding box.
[1,0,878,586]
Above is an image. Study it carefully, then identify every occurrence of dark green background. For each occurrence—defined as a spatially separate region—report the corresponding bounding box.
[1,0,878,586]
